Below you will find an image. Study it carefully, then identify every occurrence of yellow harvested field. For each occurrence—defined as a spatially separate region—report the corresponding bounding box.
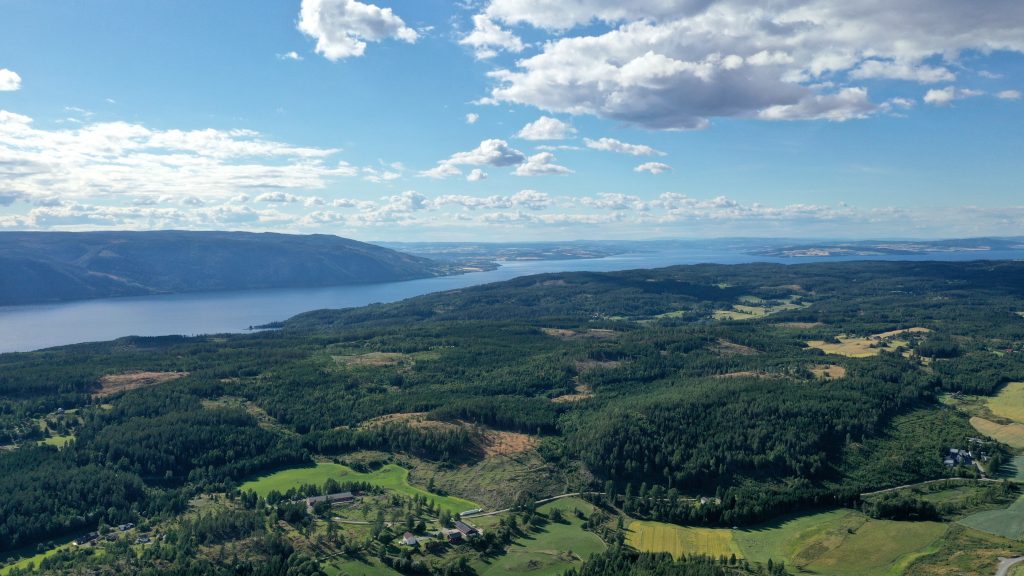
[970,417,1024,449]
[986,382,1024,423]
[811,364,847,379]
[874,327,931,339]
[807,336,909,358]
[95,371,188,398]
[627,521,740,560]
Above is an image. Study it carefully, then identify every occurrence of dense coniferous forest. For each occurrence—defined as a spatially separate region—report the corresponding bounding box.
[2,260,1024,573]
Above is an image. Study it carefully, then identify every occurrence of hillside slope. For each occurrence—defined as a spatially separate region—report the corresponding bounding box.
[0,231,445,305]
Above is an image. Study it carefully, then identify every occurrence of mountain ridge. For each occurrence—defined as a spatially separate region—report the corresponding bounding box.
[0,230,446,306]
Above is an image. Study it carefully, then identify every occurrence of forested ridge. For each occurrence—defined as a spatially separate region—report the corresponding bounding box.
[2,260,1024,574]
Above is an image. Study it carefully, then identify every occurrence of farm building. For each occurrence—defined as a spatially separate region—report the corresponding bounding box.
[305,491,355,506]
[454,520,479,538]
[944,448,973,466]
[444,529,464,543]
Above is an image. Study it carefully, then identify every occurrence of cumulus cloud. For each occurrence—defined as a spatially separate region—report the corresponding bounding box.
[476,0,1024,129]
[923,86,985,106]
[435,189,552,210]
[634,162,672,174]
[758,87,877,121]
[298,0,418,61]
[0,69,21,91]
[514,152,573,176]
[421,138,528,178]
[517,116,576,140]
[465,113,479,124]
[278,51,304,61]
[584,137,665,156]
[460,14,525,59]
[996,89,1021,100]
[0,108,357,204]
[467,168,488,181]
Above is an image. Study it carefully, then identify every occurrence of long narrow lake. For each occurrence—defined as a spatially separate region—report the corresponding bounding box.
[2,247,1022,353]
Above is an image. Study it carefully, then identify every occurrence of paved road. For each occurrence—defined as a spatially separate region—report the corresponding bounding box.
[995,556,1024,576]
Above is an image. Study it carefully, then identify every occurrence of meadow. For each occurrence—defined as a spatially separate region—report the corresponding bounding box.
[958,494,1024,540]
[987,381,1024,423]
[241,462,480,514]
[474,497,605,576]
[626,520,739,560]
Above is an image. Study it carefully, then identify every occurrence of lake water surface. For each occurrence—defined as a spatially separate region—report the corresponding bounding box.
[1,247,1021,353]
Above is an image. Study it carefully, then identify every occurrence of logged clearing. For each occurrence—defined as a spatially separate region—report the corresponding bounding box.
[810,364,847,379]
[969,416,1024,449]
[627,521,740,560]
[986,382,1024,423]
[333,352,410,367]
[95,371,188,398]
[478,429,538,457]
[553,384,594,403]
[711,339,759,356]
[542,328,619,340]
[777,321,825,329]
[575,360,621,372]
[360,413,537,456]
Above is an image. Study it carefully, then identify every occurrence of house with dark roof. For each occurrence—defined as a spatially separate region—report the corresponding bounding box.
[453,520,479,538]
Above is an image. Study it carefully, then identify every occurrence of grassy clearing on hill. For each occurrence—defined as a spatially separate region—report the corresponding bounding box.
[626,520,740,560]
[241,463,479,513]
[734,508,946,576]
[474,497,605,576]
[713,296,808,321]
[959,494,1024,540]
[903,524,1023,576]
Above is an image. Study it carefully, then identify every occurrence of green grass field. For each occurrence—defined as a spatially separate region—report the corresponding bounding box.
[241,463,479,514]
[988,382,1024,423]
[475,498,605,576]
[325,557,400,576]
[713,297,807,321]
[959,494,1024,540]
[999,454,1024,481]
[734,508,946,575]
[40,434,73,448]
[627,520,740,560]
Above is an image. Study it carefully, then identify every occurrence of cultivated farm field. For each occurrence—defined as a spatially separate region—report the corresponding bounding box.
[626,520,740,560]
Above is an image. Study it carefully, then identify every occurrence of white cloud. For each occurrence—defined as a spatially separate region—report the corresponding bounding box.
[421,138,527,178]
[0,69,21,92]
[478,0,1024,129]
[255,192,302,203]
[467,168,488,181]
[434,190,552,210]
[923,86,985,106]
[758,87,877,121]
[584,137,665,156]
[0,108,357,203]
[849,59,955,83]
[465,113,480,124]
[514,152,573,176]
[996,89,1021,100]
[460,14,525,59]
[278,51,304,61]
[634,162,672,175]
[298,0,418,61]
[517,116,577,140]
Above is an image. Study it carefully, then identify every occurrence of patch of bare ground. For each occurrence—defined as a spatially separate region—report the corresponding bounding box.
[478,429,539,457]
[874,326,931,339]
[541,327,620,340]
[777,321,825,329]
[95,371,188,398]
[333,352,410,367]
[713,371,781,379]
[203,397,295,435]
[711,338,759,356]
[575,359,621,372]
[811,364,848,379]
[552,384,595,403]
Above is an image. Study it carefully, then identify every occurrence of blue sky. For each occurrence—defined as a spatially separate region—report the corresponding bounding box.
[0,0,1022,240]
